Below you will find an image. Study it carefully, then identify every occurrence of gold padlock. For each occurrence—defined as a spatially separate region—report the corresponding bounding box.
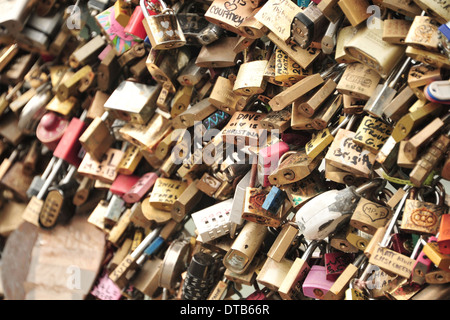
[149,177,188,212]
[382,19,412,45]
[405,15,440,52]
[205,0,255,37]
[141,0,186,50]
[233,45,268,96]
[336,62,381,100]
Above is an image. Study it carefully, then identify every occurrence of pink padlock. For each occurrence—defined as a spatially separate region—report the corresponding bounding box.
[36,112,69,151]
[122,172,158,203]
[110,174,141,197]
[258,141,289,187]
[302,265,335,300]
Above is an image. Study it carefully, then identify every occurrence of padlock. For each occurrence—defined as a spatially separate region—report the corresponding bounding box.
[172,99,217,129]
[79,112,114,162]
[382,86,417,123]
[344,17,406,79]
[405,45,450,70]
[114,0,132,27]
[291,2,328,49]
[97,49,121,92]
[302,261,336,299]
[334,25,358,64]
[192,198,233,242]
[110,226,162,288]
[323,253,367,300]
[311,94,343,131]
[223,220,268,274]
[0,44,19,73]
[256,256,294,292]
[208,75,241,114]
[295,180,383,241]
[117,144,143,176]
[177,60,208,88]
[146,47,190,93]
[117,42,147,68]
[382,18,412,45]
[351,115,392,153]
[408,64,442,89]
[259,107,292,134]
[266,222,299,263]
[337,0,371,27]
[141,0,186,50]
[148,177,187,212]
[391,102,443,143]
[171,180,203,223]
[293,67,343,119]
[422,236,450,272]
[403,116,446,162]
[345,226,373,252]
[254,0,303,43]
[383,0,423,18]
[104,80,161,124]
[437,214,450,255]
[78,147,124,184]
[274,48,312,86]
[410,237,433,285]
[205,0,256,37]
[268,150,322,186]
[350,190,393,236]
[405,15,440,52]
[233,46,268,96]
[69,35,107,69]
[124,4,149,40]
[401,185,446,236]
[36,112,69,152]
[336,62,382,101]
[0,0,38,35]
[325,128,377,178]
[278,240,327,300]
[410,133,450,187]
[182,251,217,300]
[258,141,290,188]
[239,7,269,40]
[158,238,190,293]
[267,31,321,71]
[425,269,450,285]
[324,250,355,282]
[38,165,79,229]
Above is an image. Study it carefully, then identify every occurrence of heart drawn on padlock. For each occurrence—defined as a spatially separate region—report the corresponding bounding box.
[156,31,165,39]
[166,30,174,37]
[224,0,238,11]
[161,21,170,29]
[361,203,390,222]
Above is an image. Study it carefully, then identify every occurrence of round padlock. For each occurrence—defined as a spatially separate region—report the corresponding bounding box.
[36,112,69,151]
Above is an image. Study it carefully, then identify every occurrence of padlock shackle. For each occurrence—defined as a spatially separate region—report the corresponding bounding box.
[355,178,384,195]
[301,240,326,261]
[131,226,162,259]
[36,157,64,200]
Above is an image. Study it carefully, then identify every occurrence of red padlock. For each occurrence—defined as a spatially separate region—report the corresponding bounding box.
[324,251,355,281]
[124,5,148,40]
[36,112,69,151]
[53,111,88,167]
[110,174,141,197]
[122,172,159,203]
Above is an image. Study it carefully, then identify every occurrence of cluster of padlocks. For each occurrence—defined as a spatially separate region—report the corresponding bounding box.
[0,0,449,301]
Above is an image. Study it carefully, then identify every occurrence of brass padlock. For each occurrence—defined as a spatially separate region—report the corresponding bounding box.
[141,0,186,50]
[383,0,423,18]
[79,112,114,162]
[268,150,322,185]
[344,18,406,78]
[274,48,312,86]
[239,7,269,39]
[335,25,358,64]
[254,0,302,43]
[260,106,292,133]
[149,178,188,212]
[233,45,268,96]
[317,0,344,24]
[400,184,446,236]
[352,115,393,153]
[336,62,381,101]
[413,0,450,25]
[205,0,255,37]
[209,75,241,114]
[382,19,412,45]
[195,37,240,68]
[337,0,371,27]
[405,15,440,52]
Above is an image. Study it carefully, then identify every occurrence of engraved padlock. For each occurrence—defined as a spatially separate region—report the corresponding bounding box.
[141,0,186,50]
[400,183,446,236]
[291,2,328,49]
